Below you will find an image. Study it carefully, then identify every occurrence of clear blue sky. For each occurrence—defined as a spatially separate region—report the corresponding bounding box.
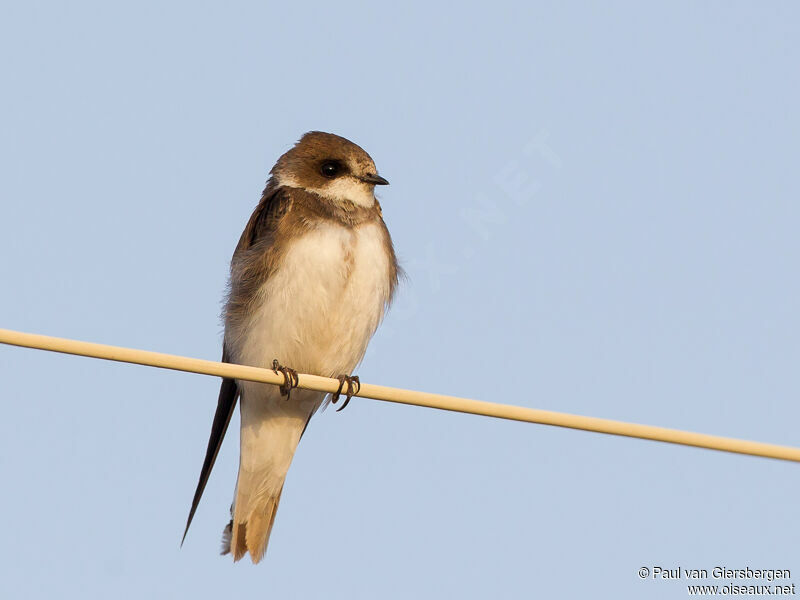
[1,2,798,598]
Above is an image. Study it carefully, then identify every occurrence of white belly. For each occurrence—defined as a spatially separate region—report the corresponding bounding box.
[234,221,392,377]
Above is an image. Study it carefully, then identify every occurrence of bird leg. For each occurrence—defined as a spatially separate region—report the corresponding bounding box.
[331,375,360,412]
[272,359,299,399]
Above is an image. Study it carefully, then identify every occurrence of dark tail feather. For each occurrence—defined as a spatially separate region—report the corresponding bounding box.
[181,369,239,546]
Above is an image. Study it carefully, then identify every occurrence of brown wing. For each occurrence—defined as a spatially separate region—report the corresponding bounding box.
[234,183,292,256]
[181,185,292,545]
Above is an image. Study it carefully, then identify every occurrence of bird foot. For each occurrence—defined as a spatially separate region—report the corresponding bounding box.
[331,374,360,412]
[272,359,299,399]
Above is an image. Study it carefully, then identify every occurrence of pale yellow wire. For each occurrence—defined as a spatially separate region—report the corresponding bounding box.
[1,327,798,463]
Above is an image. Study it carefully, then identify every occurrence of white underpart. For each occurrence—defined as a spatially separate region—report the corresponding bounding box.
[227,220,393,538]
[277,174,376,208]
[234,220,392,376]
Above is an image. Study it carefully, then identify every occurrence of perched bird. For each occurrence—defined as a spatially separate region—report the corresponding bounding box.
[182,131,399,563]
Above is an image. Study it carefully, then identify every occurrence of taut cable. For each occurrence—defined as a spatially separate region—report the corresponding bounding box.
[1,327,798,463]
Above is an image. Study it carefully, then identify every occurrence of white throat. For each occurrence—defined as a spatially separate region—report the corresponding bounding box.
[277,174,376,208]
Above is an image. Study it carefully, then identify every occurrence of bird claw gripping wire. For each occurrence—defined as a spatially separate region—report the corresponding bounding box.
[331,375,360,412]
[272,359,299,399]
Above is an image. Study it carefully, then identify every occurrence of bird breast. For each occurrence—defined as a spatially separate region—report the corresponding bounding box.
[237,221,393,377]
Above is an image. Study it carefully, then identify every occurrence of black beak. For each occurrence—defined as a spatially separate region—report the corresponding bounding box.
[360,173,390,186]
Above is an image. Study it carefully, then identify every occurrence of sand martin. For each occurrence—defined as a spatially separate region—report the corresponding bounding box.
[183,131,399,563]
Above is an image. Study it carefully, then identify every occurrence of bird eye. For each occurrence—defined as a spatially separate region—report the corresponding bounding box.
[320,161,341,178]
